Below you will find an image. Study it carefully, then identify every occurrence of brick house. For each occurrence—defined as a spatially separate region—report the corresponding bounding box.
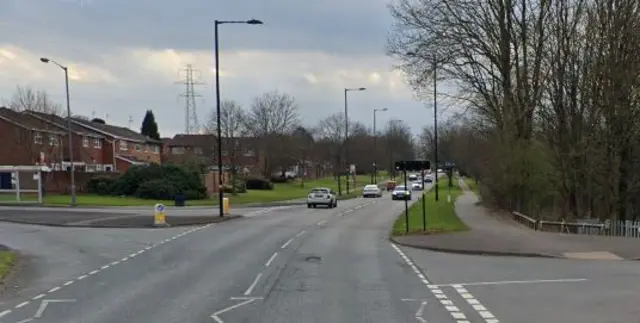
[0,107,66,166]
[25,111,114,172]
[163,134,263,174]
[69,118,162,172]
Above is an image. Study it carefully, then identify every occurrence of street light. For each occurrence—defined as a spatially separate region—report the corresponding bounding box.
[343,87,366,195]
[214,19,263,217]
[406,52,439,201]
[40,57,76,206]
[372,108,388,184]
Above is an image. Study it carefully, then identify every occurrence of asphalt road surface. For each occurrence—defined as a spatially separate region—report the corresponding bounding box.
[0,188,638,322]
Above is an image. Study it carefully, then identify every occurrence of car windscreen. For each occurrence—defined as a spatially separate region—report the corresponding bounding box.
[310,189,329,193]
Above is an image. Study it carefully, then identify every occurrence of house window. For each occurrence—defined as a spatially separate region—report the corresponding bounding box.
[134,144,141,152]
[33,132,42,144]
[83,136,89,147]
[119,140,128,151]
[93,138,102,148]
[145,144,149,152]
[171,147,185,154]
[49,135,58,146]
[152,145,159,153]
[194,147,203,155]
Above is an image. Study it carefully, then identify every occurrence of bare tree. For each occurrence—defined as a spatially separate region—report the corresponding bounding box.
[205,100,247,193]
[244,91,300,176]
[7,86,61,115]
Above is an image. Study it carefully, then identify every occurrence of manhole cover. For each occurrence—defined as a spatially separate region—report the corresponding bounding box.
[305,256,322,263]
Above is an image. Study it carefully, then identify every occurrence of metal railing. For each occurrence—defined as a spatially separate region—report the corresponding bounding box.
[511,211,640,239]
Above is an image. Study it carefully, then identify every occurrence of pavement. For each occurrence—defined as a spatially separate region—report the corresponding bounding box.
[0,184,637,322]
[393,179,640,260]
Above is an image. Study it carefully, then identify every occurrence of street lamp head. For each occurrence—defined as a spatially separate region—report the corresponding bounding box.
[358,87,366,91]
[246,19,263,25]
[40,57,50,63]
[380,108,388,111]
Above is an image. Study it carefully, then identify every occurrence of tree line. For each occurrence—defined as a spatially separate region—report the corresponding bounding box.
[206,90,416,180]
[389,0,640,222]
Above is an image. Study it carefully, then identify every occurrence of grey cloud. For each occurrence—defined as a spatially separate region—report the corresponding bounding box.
[1,0,392,59]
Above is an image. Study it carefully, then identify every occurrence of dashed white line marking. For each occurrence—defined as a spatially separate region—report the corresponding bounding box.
[265,252,278,267]
[63,280,74,286]
[15,301,29,308]
[128,253,137,258]
[0,309,11,318]
[77,275,87,280]
[391,243,472,322]
[452,286,499,322]
[316,220,328,226]
[121,256,129,261]
[88,270,99,275]
[32,294,45,300]
[281,238,294,249]
[295,230,306,237]
[244,273,263,296]
[48,286,61,293]
[100,265,110,270]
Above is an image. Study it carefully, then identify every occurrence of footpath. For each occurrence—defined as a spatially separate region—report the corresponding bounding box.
[393,179,640,260]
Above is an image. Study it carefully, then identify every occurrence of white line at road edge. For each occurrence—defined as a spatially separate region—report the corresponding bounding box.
[264,252,278,267]
[281,238,294,249]
[434,278,587,287]
[391,243,500,323]
[0,223,214,314]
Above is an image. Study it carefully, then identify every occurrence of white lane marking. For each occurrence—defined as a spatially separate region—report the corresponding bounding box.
[452,286,498,322]
[281,238,294,249]
[390,243,470,322]
[437,278,587,287]
[211,298,259,323]
[316,220,328,226]
[16,318,33,323]
[244,273,263,296]
[0,310,11,318]
[416,301,428,323]
[264,252,278,267]
[230,296,264,300]
[0,225,212,315]
[295,230,306,237]
[32,294,45,300]
[15,301,29,308]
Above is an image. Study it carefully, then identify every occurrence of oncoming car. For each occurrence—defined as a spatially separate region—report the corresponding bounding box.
[362,184,382,198]
[307,187,337,208]
[391,185,412,200]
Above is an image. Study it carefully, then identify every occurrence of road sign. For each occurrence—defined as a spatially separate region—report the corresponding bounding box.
[153,203,167,227]
[395,160,431,172]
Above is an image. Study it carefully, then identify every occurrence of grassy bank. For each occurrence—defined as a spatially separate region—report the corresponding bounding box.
[392,178,468,235]
[0,251,15,281]
[462,177,481,196]
[12,173,388,207]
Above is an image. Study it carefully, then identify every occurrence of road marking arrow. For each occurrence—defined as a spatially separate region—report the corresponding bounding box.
[34,299,76,318]
[210,297,262,323]
[415,300,428,323]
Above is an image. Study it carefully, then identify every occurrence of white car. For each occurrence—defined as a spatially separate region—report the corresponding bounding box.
[411,182,424,190]
[362,184,382,198]
[307,187,337,208]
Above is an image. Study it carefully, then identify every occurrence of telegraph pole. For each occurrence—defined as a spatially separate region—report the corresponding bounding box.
[177,64,205,134]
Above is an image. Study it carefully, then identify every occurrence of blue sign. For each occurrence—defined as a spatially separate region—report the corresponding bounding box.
[155,204,165,212]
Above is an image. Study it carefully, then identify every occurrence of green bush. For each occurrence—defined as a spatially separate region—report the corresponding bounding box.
[94,164,207,200]
[87,177,116,195]
[245,177,273,190]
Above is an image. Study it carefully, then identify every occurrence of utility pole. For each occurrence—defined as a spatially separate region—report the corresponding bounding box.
[128,115,133,129]
[177,64,204,134]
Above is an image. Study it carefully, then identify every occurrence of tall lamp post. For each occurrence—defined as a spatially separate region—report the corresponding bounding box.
[344,87,366,194]
[372,108,388,184]
[40,57,76,206]
[215,19,263,217]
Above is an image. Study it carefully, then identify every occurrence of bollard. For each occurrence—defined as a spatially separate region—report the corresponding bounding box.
[222,197,230,216]
[153,203,168,227]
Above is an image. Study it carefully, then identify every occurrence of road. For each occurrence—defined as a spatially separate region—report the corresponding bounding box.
[0,188,638,322]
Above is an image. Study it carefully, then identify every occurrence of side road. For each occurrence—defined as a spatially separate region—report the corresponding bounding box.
[393,179,640,260]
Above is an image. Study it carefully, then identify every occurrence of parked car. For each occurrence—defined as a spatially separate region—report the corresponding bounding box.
[363,184,382,198]
[391,185,412,200]
[307,187,337,208]
[386,181,397,191]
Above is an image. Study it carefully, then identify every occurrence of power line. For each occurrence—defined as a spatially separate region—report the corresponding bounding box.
[176,64,205,134]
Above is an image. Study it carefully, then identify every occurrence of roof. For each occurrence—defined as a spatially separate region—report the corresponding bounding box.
[0,107,65,134]
[24,111,104,138]
[71,118,161,144]
[116,155,150,165]
[165,134,257,148]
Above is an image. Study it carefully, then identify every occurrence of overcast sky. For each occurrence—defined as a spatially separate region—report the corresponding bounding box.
[0,0,453,138]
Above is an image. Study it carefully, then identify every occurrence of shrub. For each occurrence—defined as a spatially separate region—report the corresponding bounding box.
[135,179,175,200]
[245,177,273,190]
[87,177,116,195]
[270,176,290,183]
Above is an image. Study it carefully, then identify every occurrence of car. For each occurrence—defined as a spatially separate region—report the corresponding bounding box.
[307,187,337,208]
[424,175,433,183]
[391,185,412,200]
[363,184,382,198]
[411,182,423,190]
[386,181,397,191]
[408,174,418,181]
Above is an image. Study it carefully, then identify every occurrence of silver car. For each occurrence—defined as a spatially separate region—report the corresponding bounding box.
[307,187,337,208]
[363,184,382,198]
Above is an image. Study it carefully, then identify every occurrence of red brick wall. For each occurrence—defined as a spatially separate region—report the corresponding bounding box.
[0,118,56,165]
[116,139,161,164]
[43,171,120,194]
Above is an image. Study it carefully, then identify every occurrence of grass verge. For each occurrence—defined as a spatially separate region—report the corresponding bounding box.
[392,178,468,235]
[462,177,481,196]
[28,173,388,207]
[0,251,15,282]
